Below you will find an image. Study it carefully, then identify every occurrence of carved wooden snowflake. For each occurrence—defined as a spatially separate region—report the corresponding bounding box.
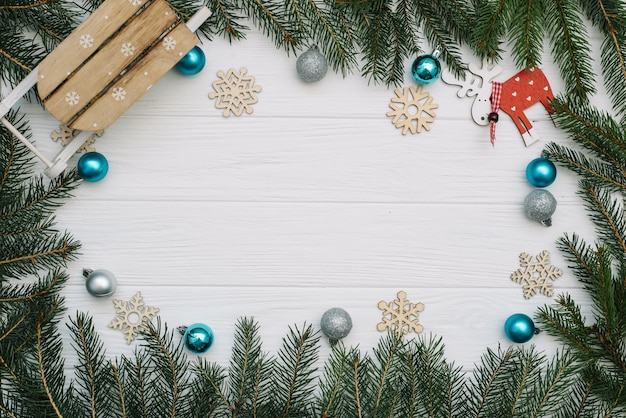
[377,290,425,335]
[109,292,160,344]
[511,250,563,298]
[51,124,103,153]
[386,85,438,135]
[209,67,262,117]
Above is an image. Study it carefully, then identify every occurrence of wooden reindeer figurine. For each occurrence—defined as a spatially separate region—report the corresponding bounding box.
[0,0,211,178]
[442,63,554,146]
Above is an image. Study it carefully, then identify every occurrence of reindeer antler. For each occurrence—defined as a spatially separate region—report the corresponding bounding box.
[441,62,503,98]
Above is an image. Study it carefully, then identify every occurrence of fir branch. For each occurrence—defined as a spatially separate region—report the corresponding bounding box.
[544,0,595,99]
[366,332,403,416]
[317,343,362,417]
[207,0,249,41]
[118,352,152,417]
[228,316,265,415]
[576,0,626,119]
[110,364,126,418]
[35,312,70,417]
[0,269,67,303]
[140,318,191,418]
[537,293,595,356]
[470,0,510,62]
[399,334,464,416]
[67,313,115,417]
[271,323,320,417]
[577,182,626,257]
[549,97,626,167]
[507,0,545,69]
[528,349,580,416]
[189,358,229,416]
[461,345,522,417]
[358,1,394,85]
[237,0,302,52]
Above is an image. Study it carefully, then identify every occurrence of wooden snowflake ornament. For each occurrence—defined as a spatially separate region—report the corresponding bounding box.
[109,292,160,344]
[51,124,103,153]
[209,67,262,117]
[511,250,563,298]
[386,85,438,135]
[377,290,425,335]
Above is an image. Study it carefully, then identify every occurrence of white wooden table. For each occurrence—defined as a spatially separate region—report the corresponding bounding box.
[16,27,605,373]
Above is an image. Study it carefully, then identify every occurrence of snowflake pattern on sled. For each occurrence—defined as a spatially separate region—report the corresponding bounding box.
[510,250,563,298]
[377,290,425,335]
[209,67,262,117]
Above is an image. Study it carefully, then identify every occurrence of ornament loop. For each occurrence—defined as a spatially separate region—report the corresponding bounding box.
[432,45,442,59]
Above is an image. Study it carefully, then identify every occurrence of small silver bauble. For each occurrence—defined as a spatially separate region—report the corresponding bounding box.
[523,189,557,226]
[296,46,328,83]
[83,268,117,297]
[320,307,352,345]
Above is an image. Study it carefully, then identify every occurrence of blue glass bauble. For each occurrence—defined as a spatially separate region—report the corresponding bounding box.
[526,157,557,187]
[175,46,206,76]
[183,323,214,354]
[504,313,535,343]
[411,54,441,84]
[77,152,108,182]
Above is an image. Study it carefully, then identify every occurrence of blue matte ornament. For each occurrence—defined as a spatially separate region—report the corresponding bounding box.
[526,157,557,187]
[175,46,206,76]
[504,313,536,343]
[180,323,214,354]
[411,47,442,84]
[77,152,108,182]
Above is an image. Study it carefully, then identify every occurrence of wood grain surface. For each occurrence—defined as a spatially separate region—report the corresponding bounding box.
[13,25,607,373]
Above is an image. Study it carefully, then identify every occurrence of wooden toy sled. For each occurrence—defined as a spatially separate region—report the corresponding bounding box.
[0,0,211,178]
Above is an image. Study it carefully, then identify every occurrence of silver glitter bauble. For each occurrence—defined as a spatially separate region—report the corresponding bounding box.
[296,46,328,83]
[83,268,117,297]
[321,307,352,345]
[523,189,557,226]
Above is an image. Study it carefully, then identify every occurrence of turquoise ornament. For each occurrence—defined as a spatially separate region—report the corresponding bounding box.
[180,323,214,354]
[526,157,557,187]
[411,47,442,84]
[175,46,206,76]
[504,313,536,343]
[77,152,108,182]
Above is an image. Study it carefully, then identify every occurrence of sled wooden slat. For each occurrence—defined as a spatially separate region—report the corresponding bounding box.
[72,23,199,131]
[42,0,180,130]
[37,0,140,99]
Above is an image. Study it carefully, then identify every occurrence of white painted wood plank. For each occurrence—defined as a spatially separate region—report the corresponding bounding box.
[55,201,595,288]
[24,115,584,204]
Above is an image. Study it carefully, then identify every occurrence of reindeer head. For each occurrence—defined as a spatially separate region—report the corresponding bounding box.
[441,63,503,126]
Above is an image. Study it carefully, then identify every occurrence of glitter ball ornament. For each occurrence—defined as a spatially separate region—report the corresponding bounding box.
[83,268,117,297]
[523,189,557,226]
[504,313,536,343]
[321,307,353,345]
[77,151,108,182]
[296,46,328,83]
[411,47,442,84]
[175,46,206,76]
[179,323,214,354]
[526,157,557,187]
